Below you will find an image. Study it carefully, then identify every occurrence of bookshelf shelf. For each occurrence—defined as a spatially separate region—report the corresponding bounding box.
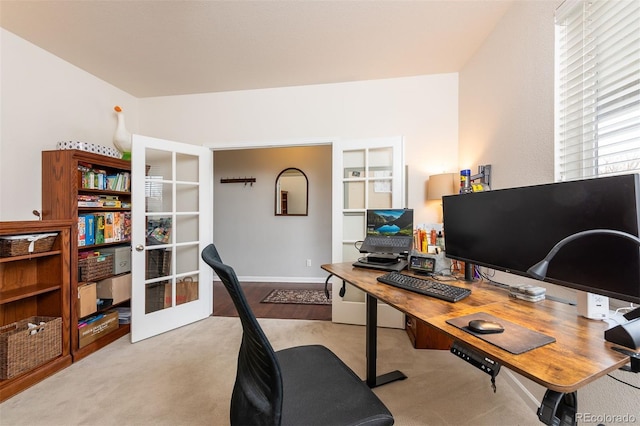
[42,150,132,362]
[0,283,62,305]
[0,220,73,402]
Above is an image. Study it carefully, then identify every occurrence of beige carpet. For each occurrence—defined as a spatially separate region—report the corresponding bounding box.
[0,317,539,426]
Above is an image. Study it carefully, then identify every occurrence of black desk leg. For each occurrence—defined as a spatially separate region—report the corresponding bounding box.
[365,293,407,388]
[537,390,577,426]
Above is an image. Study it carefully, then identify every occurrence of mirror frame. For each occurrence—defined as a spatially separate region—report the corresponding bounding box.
[275,167,309,216]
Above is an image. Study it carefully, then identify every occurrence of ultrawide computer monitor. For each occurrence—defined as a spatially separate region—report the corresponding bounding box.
[442,174,640,304]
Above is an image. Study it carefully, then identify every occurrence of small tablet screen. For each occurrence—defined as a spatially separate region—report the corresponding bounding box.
[410,255,436,274]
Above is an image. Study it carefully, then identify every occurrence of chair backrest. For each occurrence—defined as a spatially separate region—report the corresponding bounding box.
[202,244,283,426]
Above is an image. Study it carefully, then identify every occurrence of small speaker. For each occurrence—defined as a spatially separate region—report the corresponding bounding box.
[576,292,609,320]
[605,318,640,350]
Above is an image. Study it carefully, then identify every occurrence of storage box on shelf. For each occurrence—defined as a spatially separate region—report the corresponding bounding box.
[99,245,131,275]
[0,233,57,257]
[42,150,132,362]
[78,253,113,282]
[78,310,119,348]
[78,283,98,318]
[97,273,132,305]
[0,220,73,402]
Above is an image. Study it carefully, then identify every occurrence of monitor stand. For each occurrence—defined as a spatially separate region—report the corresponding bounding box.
[366,254,398,264]
[353,255,408,272]
[465,262,475,281]
[605,317,640,351]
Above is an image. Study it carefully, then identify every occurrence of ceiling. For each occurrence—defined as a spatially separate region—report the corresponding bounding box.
[1,0,514,98]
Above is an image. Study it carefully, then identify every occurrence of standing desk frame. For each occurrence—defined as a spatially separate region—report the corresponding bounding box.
[322,262,631,426]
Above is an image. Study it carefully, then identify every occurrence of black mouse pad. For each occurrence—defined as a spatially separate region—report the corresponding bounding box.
[446,312,556,354]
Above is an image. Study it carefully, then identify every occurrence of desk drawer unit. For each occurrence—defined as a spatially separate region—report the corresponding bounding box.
[406,315,453,350]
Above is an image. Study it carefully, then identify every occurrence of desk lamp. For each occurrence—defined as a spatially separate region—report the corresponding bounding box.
[527,229,640,350]
[427,173,457,222]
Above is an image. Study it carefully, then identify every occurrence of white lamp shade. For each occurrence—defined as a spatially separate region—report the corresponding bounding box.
[427,173,458,200]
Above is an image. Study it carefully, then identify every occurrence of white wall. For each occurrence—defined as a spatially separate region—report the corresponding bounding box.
[460,1,555,190]
[1,26,458,278]
[137,75,459,274]
[214,146,332,280]
[459,0,639,418]
[0,29,139,221]
[138,73,459,226]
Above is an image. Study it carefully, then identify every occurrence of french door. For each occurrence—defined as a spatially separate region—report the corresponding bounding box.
[331,136,406,328]
[130,135,213,342]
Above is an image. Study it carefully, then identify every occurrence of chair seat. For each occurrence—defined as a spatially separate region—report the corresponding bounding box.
[277,345,394,426]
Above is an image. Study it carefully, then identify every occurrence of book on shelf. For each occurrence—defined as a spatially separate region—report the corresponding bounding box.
[78,201,103,207]
[107,175,118,190]
[78,164,119,190]
[81,214,95,245]
[78,194,102,207]
[123,212,132,241]
[76,211,130,247]
[105,172,131,192]
[77,216,86,246]
[94,168,107,189]
[95,213,105,244]
[78,312,105,329]
[113,212,122,242]
[99,195,121,208]
[104,212,115,243]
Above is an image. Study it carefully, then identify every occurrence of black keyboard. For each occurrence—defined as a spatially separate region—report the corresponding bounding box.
[376,272,471,302]
[366,236,412,247]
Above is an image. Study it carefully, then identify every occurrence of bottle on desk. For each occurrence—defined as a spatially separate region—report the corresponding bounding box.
[436,231,445,250]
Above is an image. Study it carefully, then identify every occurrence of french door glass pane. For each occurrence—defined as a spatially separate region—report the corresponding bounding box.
[176,152,199,181]
[176,214,198,244]
[176,183,199,212]
[367,181,392,208]
[368,147,393,177]
[343,181,365,209]
[343,150,365,178]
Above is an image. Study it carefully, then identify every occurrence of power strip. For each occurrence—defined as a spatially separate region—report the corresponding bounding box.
[450,341,501,392]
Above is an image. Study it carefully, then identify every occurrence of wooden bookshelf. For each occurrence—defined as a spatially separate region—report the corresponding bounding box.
[0,220,73,402]
[42,150,131,361]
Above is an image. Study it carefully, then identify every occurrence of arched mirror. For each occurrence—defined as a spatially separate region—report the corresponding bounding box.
[275,168,308,216]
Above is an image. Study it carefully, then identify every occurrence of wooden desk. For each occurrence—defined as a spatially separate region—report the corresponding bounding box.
[321,262,631,424]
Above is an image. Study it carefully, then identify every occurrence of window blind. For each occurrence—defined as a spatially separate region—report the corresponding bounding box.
[555,0,640,181]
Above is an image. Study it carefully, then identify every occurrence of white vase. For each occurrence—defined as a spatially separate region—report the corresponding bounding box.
[113,105,132,159]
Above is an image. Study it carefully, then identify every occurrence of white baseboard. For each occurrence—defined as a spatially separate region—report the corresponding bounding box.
[215,275,327,284]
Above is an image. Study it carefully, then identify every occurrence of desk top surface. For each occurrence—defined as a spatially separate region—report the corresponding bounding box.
[322,262,630,393]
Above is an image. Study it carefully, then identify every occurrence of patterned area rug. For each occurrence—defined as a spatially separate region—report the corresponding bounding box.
[261,289,332,305]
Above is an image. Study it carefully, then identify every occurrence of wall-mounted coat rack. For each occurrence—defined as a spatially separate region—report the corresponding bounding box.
[220,177,256,186]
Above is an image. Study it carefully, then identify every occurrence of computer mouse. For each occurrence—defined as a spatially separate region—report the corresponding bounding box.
[468,319,504,334]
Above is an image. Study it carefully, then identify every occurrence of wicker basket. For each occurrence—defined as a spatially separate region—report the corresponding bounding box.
[78,253,113,281]
[0,233,58,257]
[0,316,62,379]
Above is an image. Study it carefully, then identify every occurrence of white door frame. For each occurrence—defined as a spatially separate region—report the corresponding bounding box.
[330,136,406,328]
[205,137,405,329]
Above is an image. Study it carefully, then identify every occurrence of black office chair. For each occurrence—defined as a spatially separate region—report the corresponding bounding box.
[202,244,394,426]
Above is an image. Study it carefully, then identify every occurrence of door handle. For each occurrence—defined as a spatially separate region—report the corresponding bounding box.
[135,244,144,252]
